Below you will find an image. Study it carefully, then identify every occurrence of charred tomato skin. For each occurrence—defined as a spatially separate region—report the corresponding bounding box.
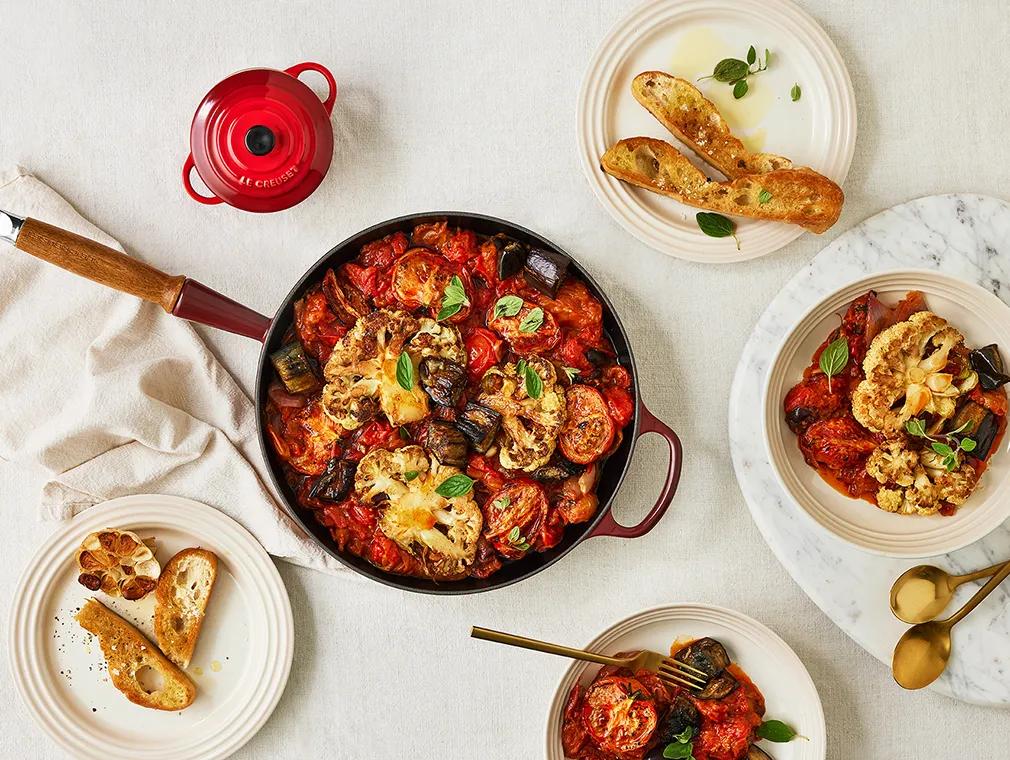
[580,675,659,755]
[482,481,548,559]
[560,385,615,464]
[486,297,561,354]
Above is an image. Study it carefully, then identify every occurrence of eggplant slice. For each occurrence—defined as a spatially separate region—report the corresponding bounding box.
[523,247,570,298]
[674,637,739,700]
[423,421,469,468]
[309,458,357,502]
[659,694,699,743]
[420,358,466,407]
[456,402,502,453]
[270,342,320,394]
[532,453,585,482]
[492,234,528,281]
[970,344,1010,391]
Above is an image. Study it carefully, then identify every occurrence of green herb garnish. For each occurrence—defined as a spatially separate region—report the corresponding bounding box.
[506,525,531,552]
[437,275,469,321]
[695,212,740,249]
[396,351,414,391]
[404,470,420,481]
[518,307,544,333]
[756,719,801,743]
[494,294,524,318]
[818,337,849,393]
[435,473,474,498]
[523,362,543,399]
[758,188,772,205]
[699,45,770,99]
[663,724,696,759]
[906,418,977,471]
[791,83,801,101]
[562,366,580,382]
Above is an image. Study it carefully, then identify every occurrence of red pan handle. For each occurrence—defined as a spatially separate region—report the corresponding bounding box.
[587,400,683,539]
[1,211,271,342]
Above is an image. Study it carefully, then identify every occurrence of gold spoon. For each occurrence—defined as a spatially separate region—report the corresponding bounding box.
[890,560,1007,623]
[892,558,1010,689]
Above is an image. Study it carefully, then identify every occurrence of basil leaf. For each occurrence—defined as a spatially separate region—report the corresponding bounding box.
[404,470,419,481]
[438,275,469,320]
[747,45,756,65]
[437,302,463,321]
[711,58,750,83]
[519,307,544,334]
[905,418,927,438]
[757,719,798,743]
[494,294,524,318]
[944,454,957,471]
[791,83,801,101]
[960,437,977,452]
[818,337,849,392]
[525,364,543,399]
[733,79,748,99]
[396,351,414,391]
[515,358,527,376]
[435,473,474,498]
[696,212,736,238]
[673,726,694,743]
[765,48,772,67]
[507,525,520,542]
[562,366,579,382]
[758,189,772,205]
[663,742,694,759]
[931,442,954,457]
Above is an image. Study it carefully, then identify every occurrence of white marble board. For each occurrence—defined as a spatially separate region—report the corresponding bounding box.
[729,194,1010,706]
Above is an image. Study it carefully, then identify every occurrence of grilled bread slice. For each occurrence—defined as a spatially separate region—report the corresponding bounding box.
[76,598,196,711]
[632,71,792,179]
[601,137,843,233]
[154,548,218,669]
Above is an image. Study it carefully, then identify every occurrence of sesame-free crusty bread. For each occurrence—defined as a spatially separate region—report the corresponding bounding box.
[600,137,843,233]
[76,598,196,711]
[154,548,218,669]
[632,71,793,179]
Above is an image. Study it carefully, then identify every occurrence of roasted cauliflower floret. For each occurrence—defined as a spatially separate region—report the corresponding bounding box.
[322,310,463,430]
[354,445,481,580]
[852,311,976,435]
[867,441,979,515]
[478,357,566,472]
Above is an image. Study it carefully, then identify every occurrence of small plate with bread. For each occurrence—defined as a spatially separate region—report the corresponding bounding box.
[8,494,293,760]
[578,0,856,262]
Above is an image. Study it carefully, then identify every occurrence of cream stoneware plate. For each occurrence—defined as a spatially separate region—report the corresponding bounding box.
[8,494,293,760]
[544,603,826,759]
[764,270,1010,557]
[578,0,855,263]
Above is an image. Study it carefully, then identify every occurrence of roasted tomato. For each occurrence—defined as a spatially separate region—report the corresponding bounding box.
[294,289,347,363]
[783,373,848,433]
[486,297,561,353]
[561,686,589,757]
[390,249,454,310]
[602,386,634,429]
[358,231,408,268]
[535,280,603,338]
[466,453,508,493]
[580,675,658,755]
[441,228,479,264]
[560,386,615,464]
[268,400,342,475]
[463,327,504,382]
[800,416,878,470]
[482,481,548,559]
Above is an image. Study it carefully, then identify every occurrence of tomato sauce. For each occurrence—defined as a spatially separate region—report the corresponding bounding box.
[264,222,634,580]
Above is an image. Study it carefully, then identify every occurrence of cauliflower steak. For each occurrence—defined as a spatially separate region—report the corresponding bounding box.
[478,357,566,472]
[354,446,482,580]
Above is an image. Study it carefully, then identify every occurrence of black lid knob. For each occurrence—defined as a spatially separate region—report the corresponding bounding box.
[244,125,275,156]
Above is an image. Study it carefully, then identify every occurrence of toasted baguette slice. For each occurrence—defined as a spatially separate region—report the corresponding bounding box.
[601,137,843,233]
[632,71,792,179]
[76,598,196,711]
[154,548,218,669]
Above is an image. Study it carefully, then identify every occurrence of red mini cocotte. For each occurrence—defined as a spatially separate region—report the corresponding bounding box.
[183,62,337,213]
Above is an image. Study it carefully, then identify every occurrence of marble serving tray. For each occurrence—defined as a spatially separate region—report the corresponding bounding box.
[729,194,1010,706]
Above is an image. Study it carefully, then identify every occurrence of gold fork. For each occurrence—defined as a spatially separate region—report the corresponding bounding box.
[470,626,709,692]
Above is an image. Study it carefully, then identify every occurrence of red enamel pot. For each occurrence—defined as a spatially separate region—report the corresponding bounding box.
[0,209,683,594]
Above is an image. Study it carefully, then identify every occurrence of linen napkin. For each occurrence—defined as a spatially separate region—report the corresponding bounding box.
[0,166,345,574]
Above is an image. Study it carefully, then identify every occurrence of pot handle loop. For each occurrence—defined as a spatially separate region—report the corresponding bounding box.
[182,154,223,205]
[284,62,338,115]
[587,401,682,539]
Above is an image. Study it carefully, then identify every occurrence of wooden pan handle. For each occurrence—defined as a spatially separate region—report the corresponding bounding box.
[15,218,185,312]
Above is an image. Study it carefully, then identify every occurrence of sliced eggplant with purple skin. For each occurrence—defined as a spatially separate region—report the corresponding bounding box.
[270,341,320,394]
[532,453,585,482]
[423,420,469,468]
[674,637,739,700]
[523,246,570,298]
[309,457,356,502]
[456,401,501,453]
[970,344,1010,391]
[491,234,528,281]
[947,401,999,460]
[658,694,699,743]
[419,358,466,407]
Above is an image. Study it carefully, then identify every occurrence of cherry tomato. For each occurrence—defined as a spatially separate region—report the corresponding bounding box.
[486,297,561,353]
[467,454,507,493]
[463,327,504,382]
[273,400,342,475]
[441,228,478,264]
[411,220,451,248]
[559,386,615,464]
[534,280,603,335]
[561,686,589,757]
[294,288,346,363]
[602,386,634,428]
[580,675,658,755]
[470,239,500,286]
[482,481,548,560]
[358,231,408,268]
[390,249,454,309]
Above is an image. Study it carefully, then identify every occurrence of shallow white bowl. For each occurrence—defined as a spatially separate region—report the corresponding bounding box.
[543,603,825,759]
[763,269,1010,557]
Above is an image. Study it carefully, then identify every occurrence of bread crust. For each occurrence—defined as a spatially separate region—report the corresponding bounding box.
[632,71,793,179]
[154,548,218,669]
[600,137,843,233]
[76,598,196,711]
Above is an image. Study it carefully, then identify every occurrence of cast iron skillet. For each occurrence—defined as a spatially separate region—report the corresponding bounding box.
[0,208,683,594]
